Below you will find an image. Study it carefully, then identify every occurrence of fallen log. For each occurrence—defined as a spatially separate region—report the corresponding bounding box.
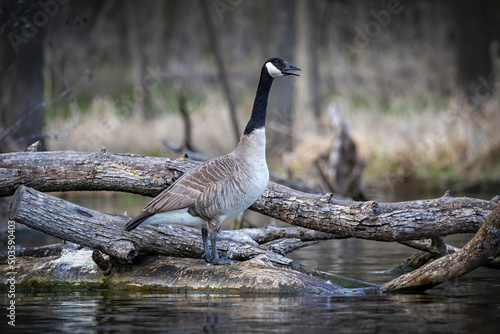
[0,149,187,197]
[1,246,376,295]
[2,150,500,293]
[1,150,497,241]
[7,186,284,264]
[5,186,500,293]
[5,186,376,294]
[381,201,500,292]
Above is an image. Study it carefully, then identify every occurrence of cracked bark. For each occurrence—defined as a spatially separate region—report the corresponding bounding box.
[0,151,496,241]
[6,186,375,294]
[2,150,500,293]
[381,201,500,292]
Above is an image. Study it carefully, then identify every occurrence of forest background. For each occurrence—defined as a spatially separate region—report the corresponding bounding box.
[1,0,499,203]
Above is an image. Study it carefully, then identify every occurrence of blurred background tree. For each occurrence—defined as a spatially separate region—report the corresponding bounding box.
[1,0,499,199]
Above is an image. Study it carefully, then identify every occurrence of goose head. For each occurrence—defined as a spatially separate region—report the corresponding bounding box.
[264,57,301,78]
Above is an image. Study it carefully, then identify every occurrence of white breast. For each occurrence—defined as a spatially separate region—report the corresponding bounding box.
[222,128,269,219]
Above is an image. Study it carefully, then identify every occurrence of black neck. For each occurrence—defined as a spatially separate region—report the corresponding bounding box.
[243,68,274,135]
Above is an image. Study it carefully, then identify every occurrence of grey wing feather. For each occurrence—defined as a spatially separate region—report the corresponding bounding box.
[143,154,240,214]
[125,154,243,230]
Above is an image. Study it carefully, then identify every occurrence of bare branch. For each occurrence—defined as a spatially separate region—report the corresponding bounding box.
[380,202,500,292]
[8,186,268,263]
[1,150,497,242]
[399,239,460,256]
[7,185,376,294]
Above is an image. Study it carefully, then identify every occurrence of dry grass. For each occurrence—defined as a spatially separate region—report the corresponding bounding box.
[289,95,500,194]
[39,0,499,199]
[47,94,242,157]
[46,91,500,197]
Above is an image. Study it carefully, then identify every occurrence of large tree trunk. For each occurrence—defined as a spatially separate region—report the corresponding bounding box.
[454,0,492,109]
[0,0,46,152]
[199,0,240,143]
[267,0,295,154]
[294,0,321,120]
[125,0,153,120]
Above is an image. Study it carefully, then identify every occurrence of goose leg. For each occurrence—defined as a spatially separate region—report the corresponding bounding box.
[209,230,237,265]
[201,225,211,262]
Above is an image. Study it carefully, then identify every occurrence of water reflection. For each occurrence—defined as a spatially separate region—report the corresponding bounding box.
[3,287,500,334]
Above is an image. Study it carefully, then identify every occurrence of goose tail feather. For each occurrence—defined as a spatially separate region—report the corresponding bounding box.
[124,210,154,231]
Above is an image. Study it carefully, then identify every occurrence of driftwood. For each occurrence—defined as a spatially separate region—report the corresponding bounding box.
[0,151,496,241]
[6,186,375,294]
[4,247,375,294]
[5,185,500,294]
[0,149,183,197]
[8,186,339,264]
[380,201,500,292]
[1,150,500,293]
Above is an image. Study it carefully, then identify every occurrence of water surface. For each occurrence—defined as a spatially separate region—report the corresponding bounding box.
[2,192,500,333]
[3,273,500,334]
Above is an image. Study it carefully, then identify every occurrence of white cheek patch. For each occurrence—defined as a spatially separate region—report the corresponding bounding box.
[265,62,283,78]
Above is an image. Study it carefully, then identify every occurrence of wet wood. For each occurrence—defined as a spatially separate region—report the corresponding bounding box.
[383,251,436,275]
[1,151,497,242]
[1,246,376,295]
[3,150,500,293]
[8,186,287,264]
[0,150,191,197]
[380,202,500,292]
[6,186,375,294]
[388,237,500,274]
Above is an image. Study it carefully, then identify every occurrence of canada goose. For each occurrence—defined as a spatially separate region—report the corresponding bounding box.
[124,57,300,264]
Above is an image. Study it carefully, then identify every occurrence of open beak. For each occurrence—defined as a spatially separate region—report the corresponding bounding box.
[283,62,301,76]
